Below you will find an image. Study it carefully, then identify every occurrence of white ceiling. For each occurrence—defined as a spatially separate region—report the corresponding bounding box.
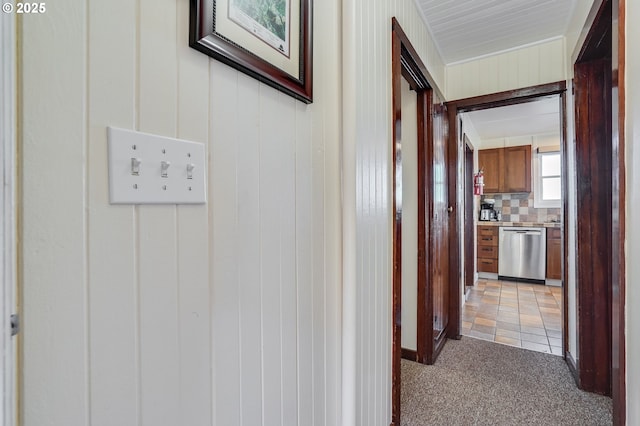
[417,0,579,64]
[415,1,588,142]
[463,96,560,140]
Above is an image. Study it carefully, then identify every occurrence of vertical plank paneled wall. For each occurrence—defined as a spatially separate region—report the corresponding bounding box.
[19,0,341,425]
[344,1,446,425]
[446,38,567,100]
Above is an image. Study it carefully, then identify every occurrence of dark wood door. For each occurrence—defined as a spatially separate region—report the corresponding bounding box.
[464,141,474,291]
[414,92,450,366]
[428,101,450,362]
[478,148,502,193]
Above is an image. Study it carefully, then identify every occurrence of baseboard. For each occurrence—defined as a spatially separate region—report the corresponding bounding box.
[464,285,472,301]
[498,275,545,285]
[445,322,461,340]
[401,348,418,361]
[566,351,579,387]
[478,272,498,280]
[545,279,562,287]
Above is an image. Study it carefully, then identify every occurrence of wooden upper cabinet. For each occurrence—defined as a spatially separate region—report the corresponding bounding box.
[478,145,531,193]
[503,145,531,192]
[478,148,502,193]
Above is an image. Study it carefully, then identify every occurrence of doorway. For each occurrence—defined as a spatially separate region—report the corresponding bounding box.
[458,95,565,354]
[447,0,628,415]
[390,18,450,426]
[446,82,568,349]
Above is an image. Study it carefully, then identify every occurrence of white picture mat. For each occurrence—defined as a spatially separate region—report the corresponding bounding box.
[229,0,290,56]
[216,0,300,79]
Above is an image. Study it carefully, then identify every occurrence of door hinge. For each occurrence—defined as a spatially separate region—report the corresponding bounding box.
[10,314,19,336]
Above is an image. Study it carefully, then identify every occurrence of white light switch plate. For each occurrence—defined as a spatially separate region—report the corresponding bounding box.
[107,127,207,204]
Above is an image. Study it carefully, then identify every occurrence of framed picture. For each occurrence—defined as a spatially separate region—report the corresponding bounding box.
[190,0,313,104]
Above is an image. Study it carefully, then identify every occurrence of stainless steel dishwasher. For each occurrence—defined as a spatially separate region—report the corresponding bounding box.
[498,227,546,283]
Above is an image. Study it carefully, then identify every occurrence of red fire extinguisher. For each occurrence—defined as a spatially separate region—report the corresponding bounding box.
[473,169,484,195]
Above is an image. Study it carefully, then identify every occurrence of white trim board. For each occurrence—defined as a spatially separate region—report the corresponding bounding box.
[1,8,18,426]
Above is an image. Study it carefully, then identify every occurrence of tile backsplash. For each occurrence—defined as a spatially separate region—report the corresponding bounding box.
[482,193,561,223]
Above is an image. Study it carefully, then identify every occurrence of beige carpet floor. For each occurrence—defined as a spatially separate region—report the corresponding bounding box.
[401,337,612,425]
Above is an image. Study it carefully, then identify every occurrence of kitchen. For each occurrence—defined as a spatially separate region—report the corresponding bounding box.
[461,97,564,355]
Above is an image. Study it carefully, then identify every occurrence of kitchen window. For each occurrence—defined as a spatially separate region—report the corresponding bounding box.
[534,150,561,208]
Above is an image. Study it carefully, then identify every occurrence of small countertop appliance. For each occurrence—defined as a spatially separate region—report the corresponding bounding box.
[480,198,496,221]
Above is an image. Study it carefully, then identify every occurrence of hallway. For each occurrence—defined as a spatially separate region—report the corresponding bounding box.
[401,338,612,425]
[462,280,563,355]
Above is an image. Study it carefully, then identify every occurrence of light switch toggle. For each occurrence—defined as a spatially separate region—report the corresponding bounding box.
[161,160,171,178]
[186,163,195,179]
[131,158,142,176]
[108,127,206,204]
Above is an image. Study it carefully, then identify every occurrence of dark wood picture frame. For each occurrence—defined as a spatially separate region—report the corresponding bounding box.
[189,0,313,103]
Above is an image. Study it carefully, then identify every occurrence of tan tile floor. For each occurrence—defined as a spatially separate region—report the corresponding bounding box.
[462,279,563,356]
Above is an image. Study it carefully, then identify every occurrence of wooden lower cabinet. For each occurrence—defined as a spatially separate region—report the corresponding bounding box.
[476,225,561,278]
[546,228,562,279]
[477,226,498,273]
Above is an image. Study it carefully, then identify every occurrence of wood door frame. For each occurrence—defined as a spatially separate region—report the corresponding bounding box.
[398,79,432,366]
[390,17,445,426]
[573,57,612,394]
[572,0,626,422]
[445,81,567,343]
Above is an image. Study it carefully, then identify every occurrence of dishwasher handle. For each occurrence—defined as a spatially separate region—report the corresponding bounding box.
[506,229,542,235]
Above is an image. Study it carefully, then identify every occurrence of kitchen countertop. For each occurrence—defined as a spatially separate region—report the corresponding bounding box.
[477,221,562,228]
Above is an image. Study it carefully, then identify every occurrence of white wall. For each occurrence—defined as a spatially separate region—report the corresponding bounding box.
[625,0,640,421]
[446,38,566,100]
[342,0,445,423]
[564,86,579,359]
[1,7,17,426]
[20,0,341,425]
[400,80,418,352]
